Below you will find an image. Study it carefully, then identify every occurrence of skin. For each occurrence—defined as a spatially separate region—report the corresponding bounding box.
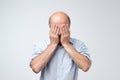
[30,12,91,73]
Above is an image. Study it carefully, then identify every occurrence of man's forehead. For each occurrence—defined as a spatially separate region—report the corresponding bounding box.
[50,12,69,24]
[50,11,68,18]
[49,11,71,27]
[51,13,68,21]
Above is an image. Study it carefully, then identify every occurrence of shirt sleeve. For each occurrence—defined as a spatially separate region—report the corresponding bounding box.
[30,41,45,61]
[29,41,45,67]
[31,43,43,59]
[75,40,92,63]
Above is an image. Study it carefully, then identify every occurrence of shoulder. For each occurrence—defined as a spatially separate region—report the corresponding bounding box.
[70,37,84,45]
[70,37,88,49]
[34,39,50,49]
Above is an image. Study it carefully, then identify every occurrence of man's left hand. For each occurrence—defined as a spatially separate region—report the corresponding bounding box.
[60,24,70,46]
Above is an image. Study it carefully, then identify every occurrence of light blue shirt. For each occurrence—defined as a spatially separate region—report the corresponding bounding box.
[30,38,91,80]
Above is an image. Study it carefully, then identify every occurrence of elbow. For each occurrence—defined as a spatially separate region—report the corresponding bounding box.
[82,65,90,72]
[31,65,41,73]
[82,62,91,72]
[32,68,40,74]
[30,62,42,73]
[78,62,91,72]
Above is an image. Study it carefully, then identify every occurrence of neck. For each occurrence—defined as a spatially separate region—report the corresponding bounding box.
[58,42,62,46]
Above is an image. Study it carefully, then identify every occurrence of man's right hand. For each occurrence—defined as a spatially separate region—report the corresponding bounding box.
[49,25,59,46]
[31,25,60,73]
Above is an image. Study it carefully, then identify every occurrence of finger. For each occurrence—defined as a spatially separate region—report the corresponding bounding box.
[62,26,66,35]
[58,25,61,34]
[53,25,57,34]
[66,24,69,28]
[66,24,70,35]
[63,25,67,33]
[50,24,54,33]
[58,27,61,35]
[60,27,63,35]
[65,24,69,32]
[56,26,59,35]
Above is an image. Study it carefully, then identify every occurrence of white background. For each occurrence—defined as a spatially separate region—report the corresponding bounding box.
[0,0,120,80]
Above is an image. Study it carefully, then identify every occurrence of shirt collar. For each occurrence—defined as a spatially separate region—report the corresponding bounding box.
[47,37,73,46]
[69,38,73,45]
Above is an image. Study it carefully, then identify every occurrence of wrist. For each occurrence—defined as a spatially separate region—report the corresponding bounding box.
[62,43,71,47]
[49,43,58,47]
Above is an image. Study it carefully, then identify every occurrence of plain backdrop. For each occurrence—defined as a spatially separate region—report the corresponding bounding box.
[0,0,120,80]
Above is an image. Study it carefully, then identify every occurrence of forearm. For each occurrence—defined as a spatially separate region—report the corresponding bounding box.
[30,44,57,73]
[63,43,91,72]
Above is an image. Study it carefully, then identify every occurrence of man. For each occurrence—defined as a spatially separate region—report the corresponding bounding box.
[30,11,91,80]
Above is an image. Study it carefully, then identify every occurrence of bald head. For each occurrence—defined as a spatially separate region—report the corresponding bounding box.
[49,11,71,27]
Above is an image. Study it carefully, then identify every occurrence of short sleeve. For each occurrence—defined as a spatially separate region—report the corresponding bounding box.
[30,43,43,60]
[30,40,48,61]
[75,40,92,63]
[29,40,49,67]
